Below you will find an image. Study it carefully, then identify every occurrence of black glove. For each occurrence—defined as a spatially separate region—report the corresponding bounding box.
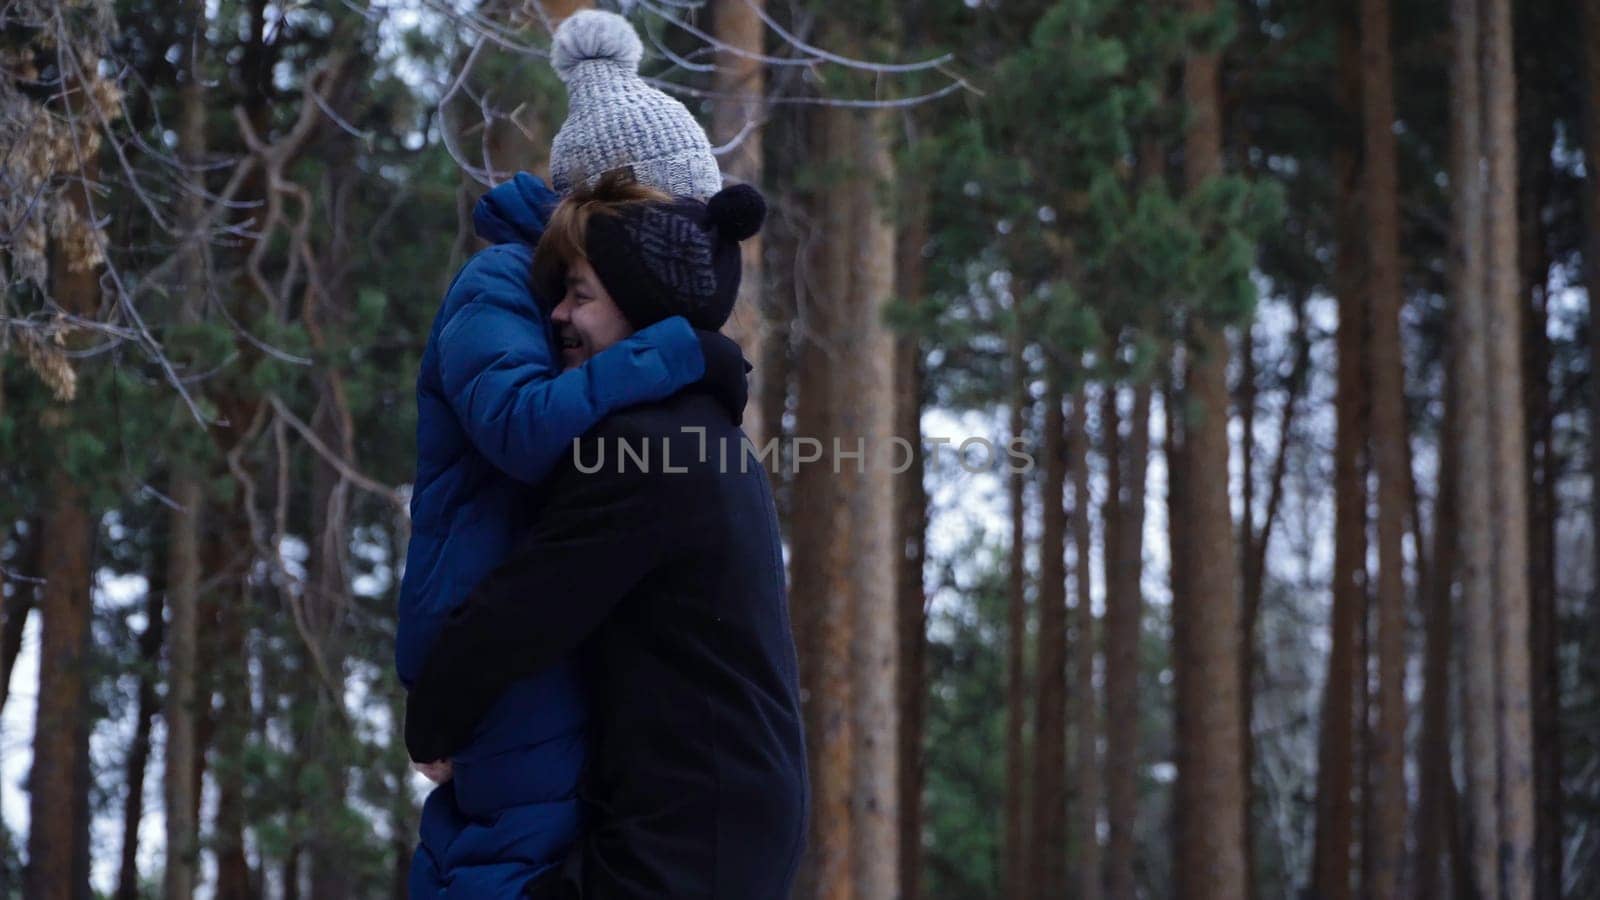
[404,677,453,765]
[404,631,489,765]
[695,330,751,425]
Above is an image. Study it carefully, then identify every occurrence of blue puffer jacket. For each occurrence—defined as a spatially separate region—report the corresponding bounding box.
[399,173,707,898]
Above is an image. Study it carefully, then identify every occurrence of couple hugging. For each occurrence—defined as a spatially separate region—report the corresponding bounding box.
[396,11,807,899]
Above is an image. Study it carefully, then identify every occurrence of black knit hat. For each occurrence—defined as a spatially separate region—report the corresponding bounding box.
[583,183,766,330]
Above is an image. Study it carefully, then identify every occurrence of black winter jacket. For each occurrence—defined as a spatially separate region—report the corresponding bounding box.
[405,388,808,900]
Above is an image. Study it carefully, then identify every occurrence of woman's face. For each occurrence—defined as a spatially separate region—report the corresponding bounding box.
[550,257,633,369]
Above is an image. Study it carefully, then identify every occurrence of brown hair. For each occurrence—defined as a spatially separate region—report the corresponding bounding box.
[533,168,671,301]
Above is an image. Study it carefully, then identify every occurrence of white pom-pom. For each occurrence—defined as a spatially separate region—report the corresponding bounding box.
[551,10,643,82]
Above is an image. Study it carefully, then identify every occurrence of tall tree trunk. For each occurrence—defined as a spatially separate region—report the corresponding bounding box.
[1513,20,1561,892]
[164,474,204,900]
[757,99,801,510]
[1174,2,1249,894]
[1523,217,1562,900]
[1448,0,1499,894]
[1356,2,1411,896]
[1030,384,1069,899]
[1579,8,1600,893]
[1583,1,1600,682]
[27,476,94,900]
[1004,313,1031,900]
[1102,378,1149,900]
[1165,377,1196,900]
[1482,0,1536,895]
[894,183,929,900]
[1070,390,1102,900]
[116,575,166,900]
[1358,594,1377,900]
[712,0,769,446]
[1311,10,1365,896]
[844,104,900,900]
[212,548,255,900]
[1236,322,1261,900]
[28,65,105,894]
[166,4,209,889]
[790,104,855,900]
[1415,383,1460,899]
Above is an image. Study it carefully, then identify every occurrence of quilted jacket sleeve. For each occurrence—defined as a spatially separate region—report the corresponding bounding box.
[403,432,698,762]
[436,245,706,485]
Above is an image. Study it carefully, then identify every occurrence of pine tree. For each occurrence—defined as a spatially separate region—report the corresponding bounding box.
[846,102,901,900]
[1069,390,1102,900]
[1483,0,1537,894]
[1355,1,1411,894]
[163,6,208,895]
[895,180,931,900]
[1172,2,1250,896]
[1029,382,1069,899]
[1585,0,1600,657]
[711,0,769,447]
[26,51,107,900]
[1003,313,1031,900]
[1311,9,1366,899]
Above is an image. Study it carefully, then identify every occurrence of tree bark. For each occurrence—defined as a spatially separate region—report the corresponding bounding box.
[1030,384,1069,899]
[1237,321,1261,900]
[1415,380,1459,900]
[1102,378,1149,900]
[1583,1,1600,708]
[165,4,209,889]
[712,0,769,446]
[790,104,854,900]
[1448,0,1500,894]
[844,105,900,900]
[1482,0,1537,895]
[27,475,95,900]
[1513,21,1561,892]
[1165,378,1197,900]
[1174,2,1249,893]
[164,476,204,900]
[894,183,929,900]
[1311,9,1364,896]
[116,575,166,900]
[1004,312,1031,900]
[28,63,105,895]
[1069,390,1102,900]
[212,553,255,900]
[1355,2,1411,895]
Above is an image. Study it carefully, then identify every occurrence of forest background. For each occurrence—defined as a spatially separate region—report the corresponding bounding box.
[1,0,1597,898]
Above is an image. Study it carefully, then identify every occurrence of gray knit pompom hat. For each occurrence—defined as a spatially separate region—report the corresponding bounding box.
[548,10,724,201]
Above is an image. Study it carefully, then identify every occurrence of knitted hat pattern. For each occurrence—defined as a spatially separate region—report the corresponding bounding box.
[549,11,724,201]
[585,183,767,331]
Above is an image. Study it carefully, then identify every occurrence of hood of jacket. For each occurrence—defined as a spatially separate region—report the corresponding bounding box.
[472,172,559,246]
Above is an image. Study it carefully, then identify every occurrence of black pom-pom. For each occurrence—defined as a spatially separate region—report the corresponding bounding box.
[707,183,767,242]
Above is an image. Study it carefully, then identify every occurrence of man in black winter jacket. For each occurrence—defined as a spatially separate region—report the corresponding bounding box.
[404,175,808,899]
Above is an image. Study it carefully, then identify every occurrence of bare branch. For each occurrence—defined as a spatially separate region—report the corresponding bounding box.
[638,0,953,73]
[268,394,408,514]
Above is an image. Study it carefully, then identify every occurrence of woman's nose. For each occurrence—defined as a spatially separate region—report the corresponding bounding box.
[551,296,573,323]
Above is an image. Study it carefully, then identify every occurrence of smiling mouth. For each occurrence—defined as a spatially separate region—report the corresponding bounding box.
[559,333,582,352]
